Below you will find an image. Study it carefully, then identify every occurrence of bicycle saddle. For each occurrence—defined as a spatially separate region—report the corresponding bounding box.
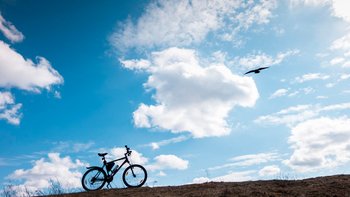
[98,153,108,157]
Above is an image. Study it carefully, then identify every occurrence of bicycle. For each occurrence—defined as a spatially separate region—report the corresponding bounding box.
[81,145,147,191]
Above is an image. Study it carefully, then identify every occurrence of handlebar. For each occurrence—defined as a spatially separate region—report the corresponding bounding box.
[125,145,132,156]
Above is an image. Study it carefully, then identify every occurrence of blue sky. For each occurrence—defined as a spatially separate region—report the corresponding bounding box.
[1,0,350,193]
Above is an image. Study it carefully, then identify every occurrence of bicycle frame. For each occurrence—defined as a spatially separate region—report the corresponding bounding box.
[105,155,131,177]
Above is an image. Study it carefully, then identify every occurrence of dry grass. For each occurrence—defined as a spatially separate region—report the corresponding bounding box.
[46,174,350,197]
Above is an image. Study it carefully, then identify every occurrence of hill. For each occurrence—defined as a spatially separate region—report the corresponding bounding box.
[54,174,350,197]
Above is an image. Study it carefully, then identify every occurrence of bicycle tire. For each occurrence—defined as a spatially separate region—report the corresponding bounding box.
[81,168,107,191]
[122,164,147,188]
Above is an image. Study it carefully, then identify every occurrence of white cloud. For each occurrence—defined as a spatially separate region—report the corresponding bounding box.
[258,165,281,176]
[230,152,279,166]
[52,141,95,153]
[0,41,63,92]
[232,50,299,70]
[302,87,314,94]
[109,147,148,165]
[119,59,151,71]
[54,91,62,99]
[286,87,314,97]
[147,154,189,171]
[255,102,350,127]
[8,153,86,192]
[290,0,350,70]
[269,88,289,99]
[330,0,350,22]
[235,0,277,30]
[192,176,210,184]
[209,152,279,171]
[255,104,316,126]
[340,73,350,81]
[111,0,277,50]
[290,0,330,7]
[294,73,330,83]
[272,26,285,36]
[146,135,190,150]
[0,91,22,125]
[123,47,259,138]
[211,50,227,63]
[212,170,255,182]
[284,117,350,172]
[192,170,255,183]
[329,32,350,68]
[316,95,328,99]
[330,57,345,65]
[0,13,24,43]
[0,16,63,125]
[157,171,167,177]
[325,83,335,88]
[288,90,300,97]
[290,0,350,22]
[256,103,350,172]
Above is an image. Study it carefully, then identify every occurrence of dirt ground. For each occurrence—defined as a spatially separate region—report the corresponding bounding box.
[51,174,350,197]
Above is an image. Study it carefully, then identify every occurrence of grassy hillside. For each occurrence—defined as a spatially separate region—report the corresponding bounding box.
[48,174,350,197]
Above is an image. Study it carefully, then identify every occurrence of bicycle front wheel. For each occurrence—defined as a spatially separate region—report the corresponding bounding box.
[122,164,147,188]
[81,168,107,191]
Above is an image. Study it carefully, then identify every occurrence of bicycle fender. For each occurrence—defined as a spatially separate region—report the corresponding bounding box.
[86,166,103,170]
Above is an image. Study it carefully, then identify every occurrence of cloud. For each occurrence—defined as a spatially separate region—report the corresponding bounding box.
[316,95,328,99]
[330,33,350,51]
[255,102,350,127]
[330,57,345,65]
[157,171,167,177]
[111,0,277,50]
[121,47,259,138]
[329,0,350,22]
[0,13,24,43]
[192,176,210,184]
[193,152,280,183]
[0,16,63,125]
[284,117,350,172]
[0,41,63,92]
[235,0,277,29]
[290,0,350,22]
[269,88,289,99]
[109,147,148,165]
[146,135,190,150]
[147,154,189,171]
[339,73,350,81]
[255,104,315,126]
[209,152,280,171]
[52,141,95,153]
[289,0,330,7]
[232,50,299,70]
[119,59,151,71]
[258,165,281,176]
[229,152,280,166]
[8,153,86,192]
[329,32,350,68]
[294,73,330,83]
[0,91,22,125]
[192,170,255,183]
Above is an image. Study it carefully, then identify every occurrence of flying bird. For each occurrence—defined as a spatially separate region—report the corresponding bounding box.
[244,66,269,75]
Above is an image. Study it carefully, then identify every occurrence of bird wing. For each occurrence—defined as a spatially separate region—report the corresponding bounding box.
[258,66,269,71]
[244,70,255,75]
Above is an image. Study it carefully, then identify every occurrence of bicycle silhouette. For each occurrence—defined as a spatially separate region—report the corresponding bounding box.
[81,145,147,191]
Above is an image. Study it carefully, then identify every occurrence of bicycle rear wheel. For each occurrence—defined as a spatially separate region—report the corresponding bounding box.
[122,164,147,188]
[81,168,107,191]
